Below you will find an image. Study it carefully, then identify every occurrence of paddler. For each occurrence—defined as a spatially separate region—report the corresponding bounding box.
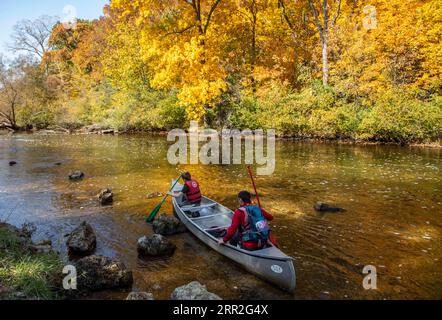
[218,191,273,251]
[168,172,202,217]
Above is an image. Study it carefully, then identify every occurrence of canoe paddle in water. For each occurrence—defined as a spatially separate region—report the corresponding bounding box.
[146,174,183,223]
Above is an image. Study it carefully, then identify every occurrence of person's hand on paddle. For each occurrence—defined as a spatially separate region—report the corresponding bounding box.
[218,238,225,245]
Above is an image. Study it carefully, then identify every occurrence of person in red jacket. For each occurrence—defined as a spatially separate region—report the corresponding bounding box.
[168,172,202,216]
[218,191,273,251]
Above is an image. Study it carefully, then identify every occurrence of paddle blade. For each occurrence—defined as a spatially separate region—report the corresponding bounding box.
[146,203,162,223]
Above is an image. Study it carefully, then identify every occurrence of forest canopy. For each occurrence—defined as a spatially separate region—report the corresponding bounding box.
[0,0,440,143]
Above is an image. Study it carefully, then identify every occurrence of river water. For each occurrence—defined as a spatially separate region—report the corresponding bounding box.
[0,133,440,299]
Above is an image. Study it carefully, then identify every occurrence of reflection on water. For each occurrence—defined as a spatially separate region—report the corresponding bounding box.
[0,134,441,299]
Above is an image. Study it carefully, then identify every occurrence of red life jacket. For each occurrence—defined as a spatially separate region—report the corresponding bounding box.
[184,179,202,204]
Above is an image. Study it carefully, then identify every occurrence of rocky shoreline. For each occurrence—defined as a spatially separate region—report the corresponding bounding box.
[0,165,224,301]
[0,217,221,300]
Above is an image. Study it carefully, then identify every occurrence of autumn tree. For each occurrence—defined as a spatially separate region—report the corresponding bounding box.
[277,0,312,87]
[111,0,227,123]
[307,0,342,86]
[0,57,20,129]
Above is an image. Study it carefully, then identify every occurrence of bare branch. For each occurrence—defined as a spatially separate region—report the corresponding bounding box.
[7,15,57,59]
[163,24,196,37]
[203,0,222,34]
[278,0,294,30]
[308,0,324,39]
[332,0,342,25]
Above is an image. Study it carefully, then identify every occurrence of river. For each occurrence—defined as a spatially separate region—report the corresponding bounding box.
[0,133,441,299]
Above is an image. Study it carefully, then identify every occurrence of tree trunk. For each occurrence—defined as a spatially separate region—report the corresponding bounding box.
[322,0,329,86]
[322,36,329,86]
[11,102,17,129]
[251,17,257,93]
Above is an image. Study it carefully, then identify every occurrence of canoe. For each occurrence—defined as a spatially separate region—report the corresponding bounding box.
[171,180,296,293]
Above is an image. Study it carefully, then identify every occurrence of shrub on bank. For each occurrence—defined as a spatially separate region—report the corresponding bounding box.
[229,82,440,143]
[359,92,442,143]
[12,76,440,144]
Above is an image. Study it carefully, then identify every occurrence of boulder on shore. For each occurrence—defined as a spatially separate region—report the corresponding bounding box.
[98,188,113,205]
[75,255,133,291]
[170,281,222,300]
[69,171,85,181]
[152,214,187,236]
[126,292,154,300]
[314,202,345,213]
[66,222,96,256]
[137,234,176,257]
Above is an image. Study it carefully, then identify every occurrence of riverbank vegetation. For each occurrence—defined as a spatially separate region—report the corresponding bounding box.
[0,223,62,300]
[0,0,440,144]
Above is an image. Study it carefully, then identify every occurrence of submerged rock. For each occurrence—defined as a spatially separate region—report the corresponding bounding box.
[314,202,345,213]
[98,188,113,205]
[137,234,176,257]
[75,255,133,291]
[69,171,85,181]
[126,292,154,300]
[66,222,96,256]
[147,192,163,199]
[152,214,187,236]
[171,281,222,300]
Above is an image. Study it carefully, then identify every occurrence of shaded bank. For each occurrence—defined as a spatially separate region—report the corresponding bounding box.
[1,128,441,148]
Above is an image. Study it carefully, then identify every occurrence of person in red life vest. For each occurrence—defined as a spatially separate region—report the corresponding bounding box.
[218,191,273,251]
[168,172,202,217]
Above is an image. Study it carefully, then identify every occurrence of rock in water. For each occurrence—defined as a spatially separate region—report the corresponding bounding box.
[9,161,17,166]
[126,292,154,300]
[98,188,113,205]
[171,281,222,300]
[69,171,85,181]
[314,202,345,213]
[75,255,133,291]
[66,222,96,256]
[147,192,163,199]
[152,214,187,235]
[137,234,176,257]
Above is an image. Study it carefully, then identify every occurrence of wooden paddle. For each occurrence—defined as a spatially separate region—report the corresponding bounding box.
[247,166,262,208]
[247,166,278,246]
[146,174,182,223]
